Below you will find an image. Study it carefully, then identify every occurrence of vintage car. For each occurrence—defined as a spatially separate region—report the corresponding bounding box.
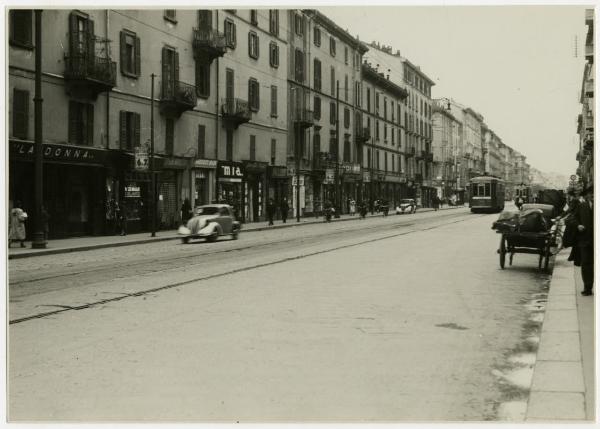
[178,204,241,243]
[396,199,417,214]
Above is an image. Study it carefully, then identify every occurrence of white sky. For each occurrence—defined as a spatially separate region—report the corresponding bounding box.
[320,5,589,177]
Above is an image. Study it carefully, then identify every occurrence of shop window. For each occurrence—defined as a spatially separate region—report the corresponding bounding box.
[314,96,321,120]
[197,124,206,158]
[250,9,258,25]
[248,31,259,59]
[314,26,321,47]
[313,58,321,90]
[68,100,93,146]
[269,10,279,36]
[224,19,236,49]
[271,138,276,165]
[270,85,277,117]
[248,78,260,111]
[195,60,210,98]
[330,36,336,57]
[269,42,279,68]
[165,118,174,155]
[12,89,29,140]
[120,30,140,77]
[10,10,33,49]
[119,110,140,150]
[164,10,177,23]
[250,135,256,161]
[294,49,304,82]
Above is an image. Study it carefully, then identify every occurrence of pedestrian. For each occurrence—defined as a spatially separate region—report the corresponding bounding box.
[575,185,594,296]
[41,204,50,241]
[349,199,356,216]
[280,197,289,223]
[433,195,439,211]
[266,198,275,226]
[324,199,333,222]
[515,195,524,210]
[180,198,192,225]
[369,199,374,215]
[117,201,128,236]
[9,200,27,248]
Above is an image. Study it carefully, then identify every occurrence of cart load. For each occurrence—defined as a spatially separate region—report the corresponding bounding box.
[492,207,549,234]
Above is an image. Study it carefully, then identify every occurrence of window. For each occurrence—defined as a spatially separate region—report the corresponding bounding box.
[313,58,322,90]
[250,135,256,161]
[330,102,336,125]
[344,75,348,102]
[330,36,336,56]
[250,9,258,25]
[392,128,395,145]
[294,49,304,82]
[12,89,29,139]
[294,13,303,36]
[9,10,33,48]
[165,118,174,155]
[119,111,140,150]
[68,101,93,146]
[330,66,335,96]
[367,148,371,168]
[164,10,177,23]
[355,82,361,107]
[313,133,321,158]
[195,61,210,98]
[198,10,212,29]
[344,108,350,129]
[391,101,394,122]
[269,42,279,68]
[367,88,371,112]
[120,30,140,77]
[375,120,380,140]
[314,26,321,46]
[384,124,387,141]
[385,152,388,172]
[269,10,279,35]
[376,150,380,170]
[224,19,236,48]
[248,31,259,59]
[392,154,395,172]
[271,139,277,165]
[344,137,351,162]
[384,97,388,119]
[344,46,348,65]
[376,92,380,116]
[270,85,277,117]
[161,46,178,99]
[248,78,260,111]
[314,96,321,120]
[197,124,206,158]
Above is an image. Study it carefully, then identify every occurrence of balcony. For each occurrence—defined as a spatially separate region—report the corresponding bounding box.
[584,132,594,151]
[314,151,337,170]
[354,125,371,143]
[464,152,472,159]
[585,79,594,97]
[425,153,434,162]
[405,147,416,158]
[221,98,251,128]
[415,173,423,183]
[415,150,425,160]
[64,55,116,99]
[586,44,594,62]
[193,27,227,63]
[160,80,197,118]
[292,107,315,129]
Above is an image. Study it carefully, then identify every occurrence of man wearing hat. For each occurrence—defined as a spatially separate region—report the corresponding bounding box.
[575,184,594,296]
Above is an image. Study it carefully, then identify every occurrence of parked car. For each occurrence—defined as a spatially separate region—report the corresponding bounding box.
[396,199,417,214]
[178,204,241,243]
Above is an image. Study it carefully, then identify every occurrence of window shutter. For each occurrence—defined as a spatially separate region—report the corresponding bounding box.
[135,36,141,76]
[134,112,141,147]
[68,101,78,143]
[68,12,78,55]
[174,50,180,84]
[119,110,127,149]
[250,135,256,161]
[271,138,276,159]
[86,104,94,146]
[197,124,206,158]
[161,47,168,95]
[86,19,95,62]
[271,86,277,116]
[120,31,126,74]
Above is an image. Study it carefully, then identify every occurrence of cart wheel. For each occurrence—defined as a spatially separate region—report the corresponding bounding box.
[499,237,506,269]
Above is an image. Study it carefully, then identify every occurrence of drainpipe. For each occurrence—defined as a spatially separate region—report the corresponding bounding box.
[105,9,110,150]
[214,10,220,204]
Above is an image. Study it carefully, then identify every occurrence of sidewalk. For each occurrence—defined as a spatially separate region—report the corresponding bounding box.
[7,205,463,259]
[525,251,595,421]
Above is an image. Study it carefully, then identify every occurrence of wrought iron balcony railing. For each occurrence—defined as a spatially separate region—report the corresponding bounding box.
[221,98,251,127]
[160,80,197,117]
[354,125,371,142]
[293,107,315,128]
[64,54,116,98]
[193,27,227,61]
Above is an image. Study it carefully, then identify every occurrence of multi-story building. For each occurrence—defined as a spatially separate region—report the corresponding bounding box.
[8,8,291,237]
[360,62,408,207]
[577,9,594,189]
[288,9,368,215]
[365,43,435,207]
[432,101,462,200]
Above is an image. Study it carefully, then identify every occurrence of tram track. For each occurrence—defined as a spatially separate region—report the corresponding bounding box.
[10,212,485,325]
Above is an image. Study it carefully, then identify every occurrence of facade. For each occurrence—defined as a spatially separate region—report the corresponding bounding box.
[8,8,290,238]
[360,62,408,207]
[364,43,435,207]
[432,101,462,200]
[576,9,594,189]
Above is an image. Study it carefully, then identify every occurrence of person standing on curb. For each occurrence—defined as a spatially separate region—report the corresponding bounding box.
[9,201,27,248]
[575,185,594,296]
[280,198,289,223]
[266,198,275,226]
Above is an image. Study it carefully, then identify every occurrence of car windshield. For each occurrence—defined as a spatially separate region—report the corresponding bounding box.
[194,206,219,215]
[401,199,413,204]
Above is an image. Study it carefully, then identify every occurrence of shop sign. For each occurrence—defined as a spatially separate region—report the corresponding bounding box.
[342,163,361,175]
[124,183,141,198]
[134,146,149,171]
[362,171,371,183]
[163,157,189,169]
[10,141,108,164]
[243,161,268,172]
[323,168,335,184]
[217,161,244,182]
[194,158,217,169]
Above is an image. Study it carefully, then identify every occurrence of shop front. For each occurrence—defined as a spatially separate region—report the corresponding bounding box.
[243,161,268,223]
[192,158,217,208]
[217,160,245,221]
[160,157,188,229]
[9,141,109,239]
[361,170,371,204]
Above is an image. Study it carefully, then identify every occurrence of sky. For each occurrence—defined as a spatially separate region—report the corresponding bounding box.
[320,5,589,177]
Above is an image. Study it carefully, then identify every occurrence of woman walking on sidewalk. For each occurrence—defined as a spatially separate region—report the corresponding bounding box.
[9,201,27,248]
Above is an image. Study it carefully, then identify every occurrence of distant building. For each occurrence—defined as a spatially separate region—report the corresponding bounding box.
[576,9,594,189]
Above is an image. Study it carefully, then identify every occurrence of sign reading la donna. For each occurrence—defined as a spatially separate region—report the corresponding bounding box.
[10,141,106,164]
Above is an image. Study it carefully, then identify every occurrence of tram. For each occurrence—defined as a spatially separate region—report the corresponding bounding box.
[514,184,531,203]
[468,175,505,213]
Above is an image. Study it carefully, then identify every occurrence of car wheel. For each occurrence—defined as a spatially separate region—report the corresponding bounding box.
[181,237,190,244]
[232,231,239,240]
[207,233,218,243]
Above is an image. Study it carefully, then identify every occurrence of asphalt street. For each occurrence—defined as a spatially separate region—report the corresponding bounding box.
[8,207,553,421]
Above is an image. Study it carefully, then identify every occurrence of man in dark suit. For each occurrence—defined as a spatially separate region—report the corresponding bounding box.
[575,185,594,296]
